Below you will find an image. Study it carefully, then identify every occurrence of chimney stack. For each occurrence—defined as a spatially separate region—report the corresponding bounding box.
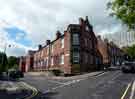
[28,50,35,55]
[97,35,101,39]
[79,17,84,25]
[104,38,109,43]
[56,30,61,39]
[85,16,88,21]
[46,40,51,45]
[38,45,42,50]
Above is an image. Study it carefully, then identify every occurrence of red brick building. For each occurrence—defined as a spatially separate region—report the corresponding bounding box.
[97,36,111,68]
[97,35,124,68]
[19,16,102,74]
[19,50,35,72]
[19,56,26,72]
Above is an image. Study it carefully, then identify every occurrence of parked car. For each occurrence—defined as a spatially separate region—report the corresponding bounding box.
[121,61,135,73]
[8,70,24,79]
[15,70,24,78]
[0,72,7,80]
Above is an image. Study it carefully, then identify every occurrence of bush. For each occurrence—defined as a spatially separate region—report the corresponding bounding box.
[51,69,62,76]
[72,64,80,74]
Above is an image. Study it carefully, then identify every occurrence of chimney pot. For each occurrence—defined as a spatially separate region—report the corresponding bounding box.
[97,35,101,39]
[38,45,42,50]
[56,30,61,39]
[79,17,84,25]
[46,40,51,45]
[86,16,88,20]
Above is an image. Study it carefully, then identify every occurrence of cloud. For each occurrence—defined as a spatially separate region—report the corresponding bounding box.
[0,0,125,56]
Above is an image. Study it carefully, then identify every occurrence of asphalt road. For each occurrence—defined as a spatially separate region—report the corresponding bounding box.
[21,70,135,99]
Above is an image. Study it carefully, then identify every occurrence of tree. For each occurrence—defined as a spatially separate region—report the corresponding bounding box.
[0,52,8,72]
[107,0,135,30]
[125,45,135,59]
[7,56,19,69]
[122,45,135,60]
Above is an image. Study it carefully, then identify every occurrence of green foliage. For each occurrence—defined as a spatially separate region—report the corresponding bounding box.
[0,52,8,72]
[72,64,80,73]
[8,56,18,69]
[108,0,135,30]
[0,52,18,72]
[125,45,135,59]
[51,69,62,76]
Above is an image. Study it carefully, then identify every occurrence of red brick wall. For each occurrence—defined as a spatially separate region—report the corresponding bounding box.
[32,31,71,74]
[79,18,98,71]
[97,36,110,65]
[19,56,26,72]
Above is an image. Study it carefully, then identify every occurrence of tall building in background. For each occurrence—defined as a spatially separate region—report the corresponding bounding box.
[104,31,135,47]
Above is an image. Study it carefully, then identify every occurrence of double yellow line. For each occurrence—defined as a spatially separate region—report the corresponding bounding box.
[121,83,131,99]
[20,82,38,99]
[25,85,38,99]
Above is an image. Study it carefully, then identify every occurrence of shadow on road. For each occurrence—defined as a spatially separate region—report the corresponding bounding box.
[106,67,121,71]
[36,91,59,99]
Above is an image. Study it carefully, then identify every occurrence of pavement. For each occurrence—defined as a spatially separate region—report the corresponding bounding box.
[0,80,34,99]
[21,70,135,99]
[25,71,104,80]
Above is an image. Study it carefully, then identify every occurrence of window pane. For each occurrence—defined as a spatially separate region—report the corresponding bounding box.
[73,34,79,45]
[73,52,79,63]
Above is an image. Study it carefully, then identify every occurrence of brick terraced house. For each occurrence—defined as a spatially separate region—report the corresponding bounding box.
[19,16,103,74]
[97,35,124,68]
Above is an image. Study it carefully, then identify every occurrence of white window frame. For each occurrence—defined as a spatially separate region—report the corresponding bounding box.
[60,54,64,64]
[51,57,54,66]
[46,57,48,67]
[51,44,54,53]
[61,38,64,48]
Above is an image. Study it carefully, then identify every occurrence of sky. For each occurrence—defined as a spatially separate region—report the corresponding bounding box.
[0,0,126,56]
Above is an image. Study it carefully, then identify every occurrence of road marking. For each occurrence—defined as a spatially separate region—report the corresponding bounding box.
[20,82,38,99]
[94,72,107,77]
[130,81,135,99]
[121,83,131,99]
[43,72,107,94]
[111,72,122,81]
[48,80,65,85]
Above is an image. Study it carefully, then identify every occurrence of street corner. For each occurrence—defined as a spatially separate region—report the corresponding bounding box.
[48,71,106,81]
[0,81,20,94]
[0,81,32,99]
[18,81,39,99]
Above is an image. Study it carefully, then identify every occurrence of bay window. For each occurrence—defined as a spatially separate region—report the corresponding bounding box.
[72,34,79,45]
[73,52,80,63]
